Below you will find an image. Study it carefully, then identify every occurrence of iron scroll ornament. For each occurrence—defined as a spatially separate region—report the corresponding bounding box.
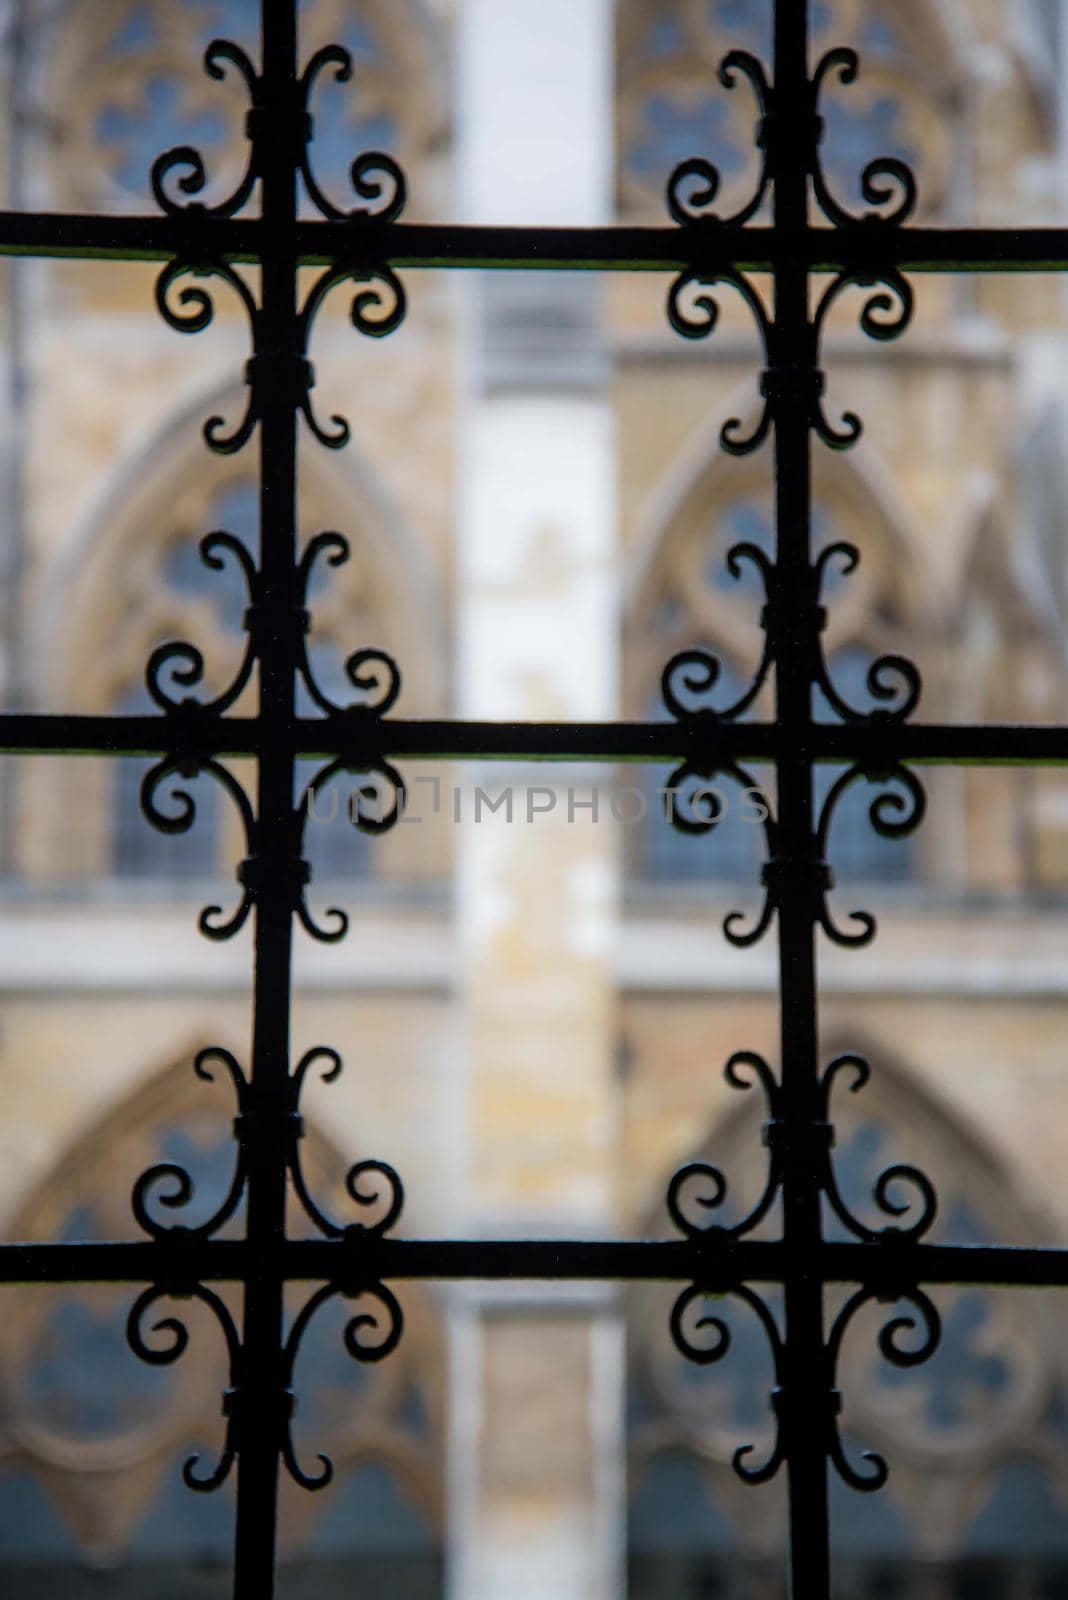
[658,643,779,949]
[127,1045,408,1495]
[4,1,1054,1593]
[665,40,918,454]
[665,1051,787,1485]
[293,533,408,944]
[138,527,407,945]
[151,32,409,463]
[666,1050,941,1493]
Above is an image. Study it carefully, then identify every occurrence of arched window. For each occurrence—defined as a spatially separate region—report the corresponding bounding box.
[638,655,768,887]
[107,476,255,883]
[617,0,957,223]
[629,490,919,888]
[626,1048,1062,1593]
[38,406,443,888]
[47,0,446,216]
[0,1050,444,1594]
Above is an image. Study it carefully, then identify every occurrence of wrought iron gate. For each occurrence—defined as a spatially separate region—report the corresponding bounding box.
[2,2,1066,1595]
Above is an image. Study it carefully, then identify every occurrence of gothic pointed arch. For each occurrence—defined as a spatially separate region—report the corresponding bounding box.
[19,381,446,883]
[30,0,448,216]
[616,0,962,223]
[623,432,937,885]
[626,1034,1065,1576]
[951,486,1068,895]
[0,1040,444,1574]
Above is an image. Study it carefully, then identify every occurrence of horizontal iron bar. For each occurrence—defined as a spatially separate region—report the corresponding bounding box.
[2,213,1068,275]
[2,1236,1067,1290]
[371,721,1068,767]
[0,1240,248,1283]
[2,714,1067,767]
[0,714,263,757]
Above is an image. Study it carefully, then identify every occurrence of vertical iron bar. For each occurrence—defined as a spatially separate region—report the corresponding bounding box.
[769,2,832,1595]
[232,4,300,1595]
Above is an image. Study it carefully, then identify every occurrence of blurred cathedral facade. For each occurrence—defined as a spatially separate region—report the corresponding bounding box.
[2,1,1068,1596]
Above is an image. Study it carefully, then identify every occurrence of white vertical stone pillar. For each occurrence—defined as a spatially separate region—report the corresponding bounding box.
[450,4,621,1598]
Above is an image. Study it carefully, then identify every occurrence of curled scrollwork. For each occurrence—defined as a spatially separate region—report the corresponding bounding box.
[817,648,921,726]
[660,757,776,948]
[807,43,916,449]
[146,533,259,716]
[155,259,261,455]
[281,1280,405,1489]
[297,534,402,718]
[661,629,771,725]
[812,543,922,722]
[658,657,779,945]
[825,1284,942,1491]
[666,269,772,454]
[667,50,771,229]
[809,48,919,229]
[297,263,407,447]
[811,268,914,448]
[667,1052,782,1243]
[131,1048,248,1242]
[151,40,260,219]
[669,1282,786,1485]
[127,1283,243,1492]
[814,763,927,947]
[299,46,408,223]
[287,1045,406,1240]
[819,1054,938,1243]
[140,757,257,941]
[295,755,406,943]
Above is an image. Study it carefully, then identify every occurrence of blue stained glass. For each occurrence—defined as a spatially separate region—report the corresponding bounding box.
[113,686,222,879]
[871,1288,1012,1431]
[97,76,227,196]
[629,1452,737,1552]
[702,501,848,600]
[105,4,158,55]
[0,1472,81,1558]
[199,0,258,48]
[672,1290,783,1431]
[290,1292,373,1428]
[300,770,374,881]
[25,1297,170,1437]
[57,1201,103,1243]
[941,1196,994,1246]
[341,18,382,63]
[643,12,688,57]
[127,1466,234,1560]
[827,1458,913,1552]
[312,109,398,200]
[823,95,918,198]
[162,479,257,633]
[156,1126,244,1233]
[704,500,773,597]
[813,761,914,884]
[210,478,258,549]
[628,95,746,186]
[810,0,835,36]
[309,1463,436,1554]
[709,0,769,52]
[399,1380,429,1436]
[861,17,905,55]
[640,658,768,885]
[965,1461,1068,1556]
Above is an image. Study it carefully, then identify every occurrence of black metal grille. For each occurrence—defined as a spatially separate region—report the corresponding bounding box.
[3,3,1068,1595]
